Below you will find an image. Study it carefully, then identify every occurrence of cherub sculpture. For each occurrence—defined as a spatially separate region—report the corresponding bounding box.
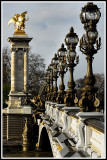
[8,11,29,32]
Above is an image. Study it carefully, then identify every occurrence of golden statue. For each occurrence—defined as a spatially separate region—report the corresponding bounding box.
[8,11,29,35]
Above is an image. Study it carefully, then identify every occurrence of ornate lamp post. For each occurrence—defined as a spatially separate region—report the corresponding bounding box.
[48,61,54,101]
[56,43,67,104]
[46,67,51,101]
[52,53,59,102]
[43,73,48,101]
[64,27,79,107]
[44,79,48,101]
[79,2,101,112]
[39,79,47,102]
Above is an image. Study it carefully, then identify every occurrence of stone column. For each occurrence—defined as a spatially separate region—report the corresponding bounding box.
[11,50,16,92]
[7,36,32,108]
[24,50,28,92]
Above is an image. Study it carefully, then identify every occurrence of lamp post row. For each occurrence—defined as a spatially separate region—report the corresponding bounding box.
[39,2,101,112]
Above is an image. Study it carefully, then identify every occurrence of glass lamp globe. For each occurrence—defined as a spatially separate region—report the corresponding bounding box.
[57,43,67,60]
[58,51,66,57]
[65,37,79,44]
[65,27,79,47]
[67,51,76,59]
[52,53,59,65]
[80,2,101,24]
[88,31,98,42]
[48,65,53,70]
[53,59,59,65]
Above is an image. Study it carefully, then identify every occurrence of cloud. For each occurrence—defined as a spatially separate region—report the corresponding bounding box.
[2,1,105,83]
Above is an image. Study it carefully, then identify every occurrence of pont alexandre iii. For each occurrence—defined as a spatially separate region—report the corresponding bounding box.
[3,4,105,158]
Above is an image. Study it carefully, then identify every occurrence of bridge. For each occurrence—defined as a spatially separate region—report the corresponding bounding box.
[34,102,104,158]
[2,2,105,159]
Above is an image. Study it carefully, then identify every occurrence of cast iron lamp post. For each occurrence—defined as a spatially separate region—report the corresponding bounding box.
[39,79,47,101]
[43,73,49,101]
[52,53,59,102]
[44,80,48,101]
[56,43,67,104]
[79,2,101,112]
[48,61,54,101]
[46,67,51,101]
[64,27,79,107]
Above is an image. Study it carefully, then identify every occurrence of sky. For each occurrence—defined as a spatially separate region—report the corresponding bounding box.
[1,1,106,89]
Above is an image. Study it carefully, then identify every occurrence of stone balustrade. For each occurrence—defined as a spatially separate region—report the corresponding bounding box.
[41,101,105,158]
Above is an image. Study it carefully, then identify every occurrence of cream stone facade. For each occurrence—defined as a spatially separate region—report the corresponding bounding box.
[3,35,33,142]
[7,35,32,109]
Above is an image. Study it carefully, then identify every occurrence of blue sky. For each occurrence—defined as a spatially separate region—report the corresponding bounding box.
[1,1,106,88]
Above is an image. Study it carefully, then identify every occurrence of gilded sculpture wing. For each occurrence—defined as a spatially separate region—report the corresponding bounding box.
[21,11,27,18]
[8,17,16,26]
[20,11,29,21]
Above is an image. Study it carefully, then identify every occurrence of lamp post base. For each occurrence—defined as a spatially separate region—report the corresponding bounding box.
[56,90,66,104]
[64,89,78,107]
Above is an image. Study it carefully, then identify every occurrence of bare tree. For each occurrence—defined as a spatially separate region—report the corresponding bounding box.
[3,47,11,85]
[28,52,46,96]
[3,47,11,108]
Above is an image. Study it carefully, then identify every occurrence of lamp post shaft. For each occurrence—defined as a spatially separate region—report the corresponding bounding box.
[60,73,64,86]
[69,67,74,86]
[79,2,101,112]
[50,71,53,92]
[86,55,93,77]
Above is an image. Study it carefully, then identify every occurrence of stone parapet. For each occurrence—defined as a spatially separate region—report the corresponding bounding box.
[44,101,105,158]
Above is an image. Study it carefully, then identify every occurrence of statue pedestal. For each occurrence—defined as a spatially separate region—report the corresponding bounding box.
[5,105,32,114]
[3,104,32,141]
[8,91,32,108]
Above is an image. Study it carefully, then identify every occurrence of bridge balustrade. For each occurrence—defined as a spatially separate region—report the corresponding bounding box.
[52,106,57,121]
[70,117,78,137]
[41,101,105,158]
[45,102,79,140]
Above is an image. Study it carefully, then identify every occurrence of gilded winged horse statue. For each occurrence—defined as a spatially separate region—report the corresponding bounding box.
[8,11,29,34]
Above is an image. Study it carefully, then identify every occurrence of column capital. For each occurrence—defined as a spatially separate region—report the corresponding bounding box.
[23,48,29,53]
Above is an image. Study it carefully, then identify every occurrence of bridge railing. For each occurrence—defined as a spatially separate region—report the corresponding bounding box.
[43,101,105,158]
